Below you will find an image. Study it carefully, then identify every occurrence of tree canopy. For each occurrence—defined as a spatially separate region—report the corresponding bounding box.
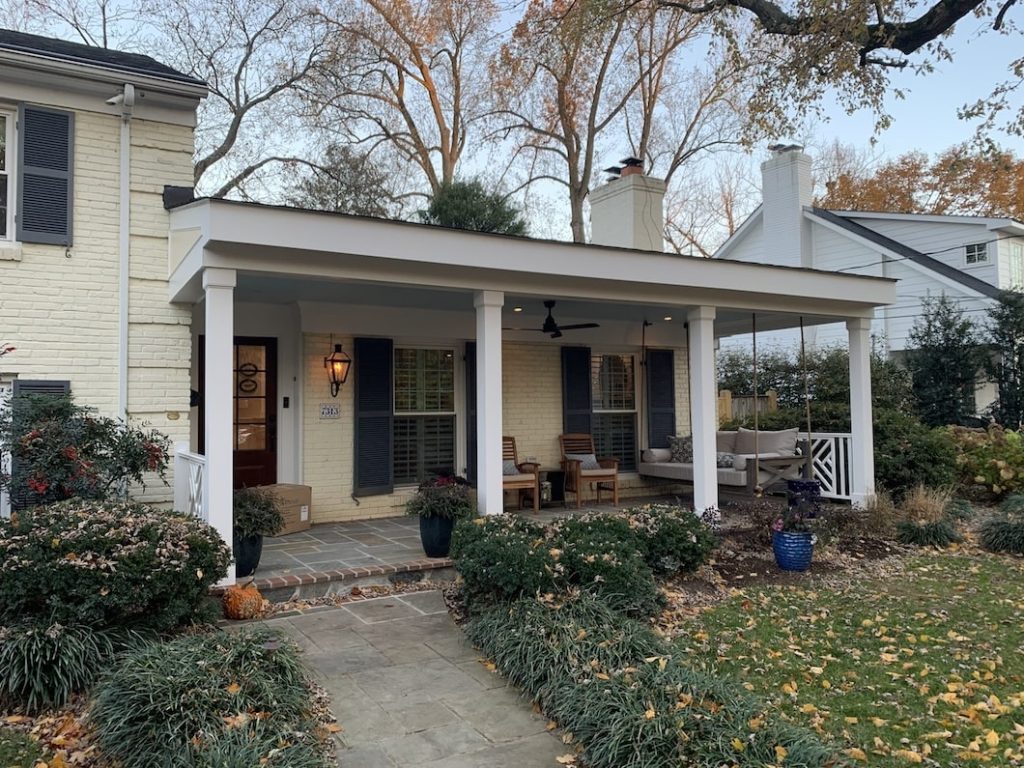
[419,180,528,236]
[816,144,1024,218]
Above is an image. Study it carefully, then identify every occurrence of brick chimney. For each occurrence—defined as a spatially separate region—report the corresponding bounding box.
[760,144,813,268]
[588,158,666,252]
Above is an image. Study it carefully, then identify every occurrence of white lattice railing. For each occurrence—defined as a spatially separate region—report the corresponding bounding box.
[807,432,852,501]
[173,442,208,523]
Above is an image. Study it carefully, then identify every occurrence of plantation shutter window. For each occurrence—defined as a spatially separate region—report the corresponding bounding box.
[465,342,477,484]
[353,337,394,496]
[591,354,638,472]
[17,105,74,246]
[0,111,13,240]
[645,349,676,449]
[393,347,456,485]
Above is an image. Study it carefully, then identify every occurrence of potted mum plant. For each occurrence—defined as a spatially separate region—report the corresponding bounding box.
[771,495,817,572]
[233,487,283,577]
[406,475,475,557]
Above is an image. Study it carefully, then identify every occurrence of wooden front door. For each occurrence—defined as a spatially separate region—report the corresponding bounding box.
[199,336,278,488]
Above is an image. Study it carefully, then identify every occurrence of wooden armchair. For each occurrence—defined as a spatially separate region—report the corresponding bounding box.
[559,433,619,508]
[502,436,541,512]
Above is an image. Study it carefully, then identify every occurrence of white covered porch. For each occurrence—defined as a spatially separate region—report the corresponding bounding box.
[167,198,895,583]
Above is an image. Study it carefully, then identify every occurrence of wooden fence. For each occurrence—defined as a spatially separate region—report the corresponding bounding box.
[717,389,778,423]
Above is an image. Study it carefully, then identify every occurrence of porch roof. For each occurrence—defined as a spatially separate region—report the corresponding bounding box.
[168,199,896,336]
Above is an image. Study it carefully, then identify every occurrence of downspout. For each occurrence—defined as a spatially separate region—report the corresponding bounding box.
[116,84,136,417]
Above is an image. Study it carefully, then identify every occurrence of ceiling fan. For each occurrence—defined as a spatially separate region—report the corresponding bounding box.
[505,300,600,339]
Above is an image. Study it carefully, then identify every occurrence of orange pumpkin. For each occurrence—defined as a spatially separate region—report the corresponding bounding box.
[222,582,265,620]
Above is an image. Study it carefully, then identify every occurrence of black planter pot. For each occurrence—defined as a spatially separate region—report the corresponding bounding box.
[234,533,264,578]
[419,516,456,558]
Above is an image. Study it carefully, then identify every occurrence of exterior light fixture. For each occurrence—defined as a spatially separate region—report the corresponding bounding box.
[663,315,673,322]
[513,306,523,312]
[324,342,352,397]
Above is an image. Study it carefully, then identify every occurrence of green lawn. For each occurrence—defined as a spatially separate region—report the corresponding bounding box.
[0,727,41,768]
[676,553,1024,766]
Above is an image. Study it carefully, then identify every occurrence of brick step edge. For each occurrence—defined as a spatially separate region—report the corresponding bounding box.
[209,557,455,597]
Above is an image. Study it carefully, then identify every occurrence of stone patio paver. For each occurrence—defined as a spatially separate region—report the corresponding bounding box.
[263,592,567,767]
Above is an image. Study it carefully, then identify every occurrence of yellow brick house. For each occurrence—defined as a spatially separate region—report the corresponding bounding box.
[2,31,896,587]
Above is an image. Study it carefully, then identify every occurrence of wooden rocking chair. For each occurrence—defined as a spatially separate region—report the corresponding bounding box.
[559,433,619,508]
[502,436,541,512]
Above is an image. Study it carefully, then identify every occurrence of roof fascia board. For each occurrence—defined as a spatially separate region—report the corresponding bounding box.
[0,48,207,99]
[831,210,1009,228]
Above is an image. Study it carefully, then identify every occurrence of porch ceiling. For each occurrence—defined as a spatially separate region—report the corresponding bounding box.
[169,198,896,329]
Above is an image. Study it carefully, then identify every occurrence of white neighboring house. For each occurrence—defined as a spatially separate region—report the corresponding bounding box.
[715,146,1024,412]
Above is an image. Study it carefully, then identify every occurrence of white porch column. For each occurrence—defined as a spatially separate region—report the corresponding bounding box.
[203,267,236,584]
[687,306,718,514]
[848,317,875,504]
[474,290,504,515]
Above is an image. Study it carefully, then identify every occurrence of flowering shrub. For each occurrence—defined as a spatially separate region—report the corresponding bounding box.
[406,475,476,520]
[948,425,1024,499]
[0,393,170,508]
[0,500,231,630]
[619,504,716,574]
[450,516,555,606]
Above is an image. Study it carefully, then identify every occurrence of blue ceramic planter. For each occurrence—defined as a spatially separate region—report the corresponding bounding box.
[772,531,814,572]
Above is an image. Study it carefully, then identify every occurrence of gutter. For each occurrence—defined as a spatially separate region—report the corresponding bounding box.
[115,84,136,417]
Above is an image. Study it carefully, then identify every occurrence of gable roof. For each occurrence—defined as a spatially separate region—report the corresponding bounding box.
[0,28,204,86]
[809,207,1001,300]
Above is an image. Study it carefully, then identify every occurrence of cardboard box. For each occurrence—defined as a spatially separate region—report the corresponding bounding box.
[261,484,312,536]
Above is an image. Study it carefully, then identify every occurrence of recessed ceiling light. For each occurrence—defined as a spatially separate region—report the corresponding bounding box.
[663,315,673,321]
[513,306,523,312]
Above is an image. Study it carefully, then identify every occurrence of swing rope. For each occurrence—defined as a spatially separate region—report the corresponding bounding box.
[800,317,815,480]
[752,312,762,496]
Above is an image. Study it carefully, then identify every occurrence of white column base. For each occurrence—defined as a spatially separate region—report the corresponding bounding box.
[848,317,876,504]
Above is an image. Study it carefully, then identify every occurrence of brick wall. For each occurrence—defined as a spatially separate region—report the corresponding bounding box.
[299,334,694,523]
[0,99,195,505]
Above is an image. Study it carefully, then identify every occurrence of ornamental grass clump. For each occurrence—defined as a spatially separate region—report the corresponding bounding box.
[92,628,326,768]
[895,485,961,547]
[0,620,146,714]
[233,486,284,538]
[978,494,1024,555]
[0,500,231,630]
[466,593,834,768]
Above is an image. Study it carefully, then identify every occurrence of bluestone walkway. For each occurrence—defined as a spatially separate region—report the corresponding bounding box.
[262,591,566,767]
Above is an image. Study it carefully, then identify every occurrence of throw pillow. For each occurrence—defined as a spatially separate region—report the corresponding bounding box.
[716,452,736,468]
[565,452,601,470]
[669,435,693,463]
[716,430,738,453]
[502,459,518,476]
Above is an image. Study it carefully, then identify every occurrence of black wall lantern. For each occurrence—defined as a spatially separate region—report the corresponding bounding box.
[324,342,352,397]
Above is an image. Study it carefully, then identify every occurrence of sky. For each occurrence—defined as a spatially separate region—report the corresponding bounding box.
[806,20,1023,157]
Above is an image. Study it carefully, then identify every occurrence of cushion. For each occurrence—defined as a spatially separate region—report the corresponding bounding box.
[565,452,600,470]
[642,447,672,463]
[735,427,798,456]
[716,451,736,468]
[732,451,786,471]
[503,473,537,483]
[669,435,693,463]
[716,431,738,453]
[502,459,518,476]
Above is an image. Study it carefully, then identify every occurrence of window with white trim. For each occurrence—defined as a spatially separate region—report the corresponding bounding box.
[393,347,456,484]
[591,354,637,471]
[965,242,988,265]
[0,111,13,240]
[1010,243,1024,289]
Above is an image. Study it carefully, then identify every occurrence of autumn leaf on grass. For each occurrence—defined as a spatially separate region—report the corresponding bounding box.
[555,754,576,765]
[844,747,868,762]
[225,681,242,695]
[892,749,923,763]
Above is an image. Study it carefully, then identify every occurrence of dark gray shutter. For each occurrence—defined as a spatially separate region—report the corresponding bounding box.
[353,337,393,496]
[646,349,675,448]
[464,342,477,484]
[10,379,71,510]
[561,346,592,434]
[17,105,74,246]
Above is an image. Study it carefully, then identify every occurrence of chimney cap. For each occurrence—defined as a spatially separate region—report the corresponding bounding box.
[603,165,623,175]
[768,142,804,154]
[620,156,643,167]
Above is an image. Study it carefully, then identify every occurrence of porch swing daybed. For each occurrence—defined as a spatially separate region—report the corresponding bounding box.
[639,428,807,494]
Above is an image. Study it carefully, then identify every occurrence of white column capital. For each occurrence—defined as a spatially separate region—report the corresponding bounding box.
[846,316,872,333]
[202,267,237,290]
[474,290,504,309]
[687,305,716,324]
